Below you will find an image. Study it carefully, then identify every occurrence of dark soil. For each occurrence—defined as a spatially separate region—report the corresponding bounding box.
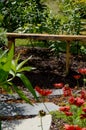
[15,46,86,88]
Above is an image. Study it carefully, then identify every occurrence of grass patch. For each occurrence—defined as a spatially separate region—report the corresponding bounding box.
[15,39,30,46]
[15,39,49,48]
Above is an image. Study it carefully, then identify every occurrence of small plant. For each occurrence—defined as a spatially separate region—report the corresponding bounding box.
[35,86,52,112]
[78,68,86,88]
[80,46,86,55]
[73,75,81,88]
[39,110,46,130]
[0,45,38,104]
[35,86,52,130]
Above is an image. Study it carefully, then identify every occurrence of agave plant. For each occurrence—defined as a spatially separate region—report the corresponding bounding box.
[0,45,38,104]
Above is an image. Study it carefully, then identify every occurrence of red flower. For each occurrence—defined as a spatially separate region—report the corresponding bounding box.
[69,96,75,104]
[69,96,85,107]
[78,68,86,75]
[74,97,85,107]
[64,111,73,116]
[82,107,86,113]
[82,128,86,130]
[73,75,81,80]
[53,83,64,88]
[63,85,71,91]
[35,86,52,96]
[80,113,86,119]
[80,89,86,100]
[64,124,82,130]
[63,85,72,97]
[59,106,70,112]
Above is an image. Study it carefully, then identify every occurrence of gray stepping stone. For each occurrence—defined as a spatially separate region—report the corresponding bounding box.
[0,89,63,101]
[51,89,63,95]
[0,94,20,101]
[2,115,52,130]
[0,102,59,116]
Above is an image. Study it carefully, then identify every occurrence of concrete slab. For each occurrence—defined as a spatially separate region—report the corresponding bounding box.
[0,102,59,116]
[2,115,52,130]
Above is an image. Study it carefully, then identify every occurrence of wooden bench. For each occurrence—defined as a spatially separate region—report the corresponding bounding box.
[6,33,86,73]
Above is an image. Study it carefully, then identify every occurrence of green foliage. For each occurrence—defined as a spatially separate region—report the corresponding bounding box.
[0,0,30,32]
[80,45,86,55]
[0,28,8,46]
[51,104,86,127]
[49,40,66,56]
[0,0,85,57]
[0,45,38,104]
[58,0,82,35]
[74,0,86,19]
[51,102,86,127]
[0,0,61,34]
[0,0,85,35]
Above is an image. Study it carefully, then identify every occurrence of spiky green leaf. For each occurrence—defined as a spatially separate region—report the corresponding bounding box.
[16,73,38,101]
[13,84,33,105]
[17,66,35,73]
[16,56,32,71]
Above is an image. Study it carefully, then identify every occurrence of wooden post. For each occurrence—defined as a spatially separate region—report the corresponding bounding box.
[8,38,15,51]
[66,41,71,73]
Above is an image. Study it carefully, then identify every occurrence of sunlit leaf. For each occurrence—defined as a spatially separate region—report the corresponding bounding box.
[16,73,38,101]
[13,84,33,105]
[17,66,35,72]
[3,45,14,71]
[16,56,32,71]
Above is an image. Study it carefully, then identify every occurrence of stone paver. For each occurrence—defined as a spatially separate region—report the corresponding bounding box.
[50,89,63,95]
[2,115,52,130]
[0,102,59,116]
[0,94,20,101]
[0,89,63,101]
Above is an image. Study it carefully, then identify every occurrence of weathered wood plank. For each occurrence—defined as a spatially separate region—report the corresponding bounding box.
[6,33,86,41]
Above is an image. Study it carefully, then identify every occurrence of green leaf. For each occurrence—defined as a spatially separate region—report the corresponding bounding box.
[14,53,20,67]
[0,49,8,60]
[16,73,38,101]
[11,60,17,73]
[16,56,32,71]
[0,69,8,83]
[3,45,14,72]
[17,66,35,73]
[13,84,33,105]
[9,69,15,77]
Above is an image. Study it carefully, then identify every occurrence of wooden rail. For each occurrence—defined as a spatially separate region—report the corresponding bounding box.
[6,33,86,73]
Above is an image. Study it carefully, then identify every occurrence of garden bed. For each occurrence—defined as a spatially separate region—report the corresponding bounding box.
[15,46,86,88]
